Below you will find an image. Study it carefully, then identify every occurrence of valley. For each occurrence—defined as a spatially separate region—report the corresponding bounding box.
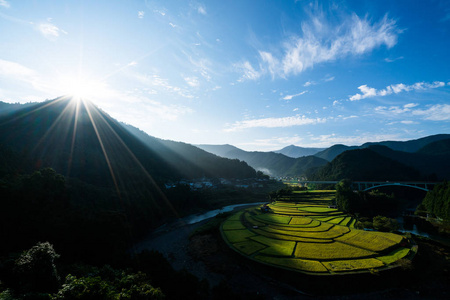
[0,99,449,299]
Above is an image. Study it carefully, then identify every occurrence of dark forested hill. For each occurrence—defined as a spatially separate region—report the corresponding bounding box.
[416,138,450,156]
[313,134,450,162]
[273,145,325,158]
[0,97,179,188]
[310,148,421,181]
[361,134,450,153]
[367,145,450,180]
[123,125,255,179]
[314,144,359,161]
[196,144,327,177]
[0,98,256,184]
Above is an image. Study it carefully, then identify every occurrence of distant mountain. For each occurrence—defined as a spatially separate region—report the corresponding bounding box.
[196,144,327,177]
[361,134,450,153]
[314,144,359,161]
[124,125,256,179]
[311,148,421,181]
[274,145,325,158]
[195,144,244,158]
[416,139,450,156]
[313,134,450,161]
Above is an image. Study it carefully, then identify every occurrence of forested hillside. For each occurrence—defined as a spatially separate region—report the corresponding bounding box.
[124,125,256,179]
[310,148,421,181]
[197,144,327,177]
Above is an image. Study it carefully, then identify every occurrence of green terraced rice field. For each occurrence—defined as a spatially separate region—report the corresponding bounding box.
[221,190,415,275]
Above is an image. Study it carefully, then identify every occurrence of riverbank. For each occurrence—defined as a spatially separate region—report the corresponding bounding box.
[134,204,450,299]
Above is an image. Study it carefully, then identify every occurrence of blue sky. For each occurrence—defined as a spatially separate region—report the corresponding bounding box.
[0,0,449,151]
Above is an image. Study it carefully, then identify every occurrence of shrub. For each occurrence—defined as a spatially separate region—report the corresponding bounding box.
[15,242,60,293]
[373,216,399,232]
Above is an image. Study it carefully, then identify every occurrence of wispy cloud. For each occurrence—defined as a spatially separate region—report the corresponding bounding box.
[374,103,419,115]
[384,56,404,62]
[375,102,450,122]
[197,4,207,15]
[138,11,145,19]
[239,12,399,80]
[224,115,326,132]
[350,81,446,101]
[412,104,450,121]
[0,59,36,77]
[283,91,307,100]
[0,0,10,8]
[236,61,262,81]
[38,21,67,40]
[184,76,200,87]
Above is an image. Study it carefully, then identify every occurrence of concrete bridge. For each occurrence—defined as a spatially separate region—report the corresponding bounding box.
[297,180,439,192]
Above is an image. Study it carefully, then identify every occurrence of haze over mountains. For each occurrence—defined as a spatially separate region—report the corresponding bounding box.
[198,134,450,180]
[1,99,450,184]
[0,98,256,185]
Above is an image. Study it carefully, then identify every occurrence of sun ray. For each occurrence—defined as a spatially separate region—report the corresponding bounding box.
[82,98,122,198]
[85,102,181,218]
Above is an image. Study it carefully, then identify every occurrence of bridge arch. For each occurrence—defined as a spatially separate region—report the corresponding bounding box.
[362,183,429,192]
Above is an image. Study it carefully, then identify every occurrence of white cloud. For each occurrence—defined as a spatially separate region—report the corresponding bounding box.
[236,61,262,81]
[412,104,450,121]
[374,103,419,115]
[138,11,145,19]
[197,5,207,15]
[184,76,200,87]
[239,12,399,80]
[224,115,326,132]
[0,59,35,77]
[304,81,316,87]
[400,120,417,124]
[0,0,10,8]
[154,10,166,16]
[350,81,446,101]
[283,91,307,100]
[384,56,404,62]
[37,22,66,40]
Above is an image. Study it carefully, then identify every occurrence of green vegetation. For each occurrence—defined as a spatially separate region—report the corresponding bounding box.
[221,191,414,274]
[420,181,450,221]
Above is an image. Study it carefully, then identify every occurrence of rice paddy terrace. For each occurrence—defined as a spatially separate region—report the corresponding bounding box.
[221,191,417,275]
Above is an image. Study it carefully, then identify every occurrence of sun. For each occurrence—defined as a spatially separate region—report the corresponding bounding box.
[56,73,103,101]
[63,77,98,100]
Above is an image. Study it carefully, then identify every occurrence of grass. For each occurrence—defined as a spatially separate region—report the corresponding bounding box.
[294,241,376,260]
[336,229,404,252]
[220,190,414,275]
[254,255,328,273]
[322,258,385,272]
[376,247,411,265]
[233,240,266,255]
[222,229,256,243]
[250,235,296,256]
[222,221,246,230]
[254,214,292,225]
